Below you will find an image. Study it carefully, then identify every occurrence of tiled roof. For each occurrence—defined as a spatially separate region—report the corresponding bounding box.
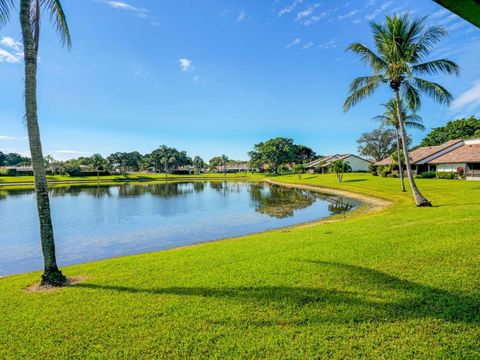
[374,139,464,166]
[429,144,480,164]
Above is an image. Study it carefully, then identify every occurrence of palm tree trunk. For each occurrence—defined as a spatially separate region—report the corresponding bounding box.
[20,0,67,286]
[394,90,431,207]
[395,127,406,192]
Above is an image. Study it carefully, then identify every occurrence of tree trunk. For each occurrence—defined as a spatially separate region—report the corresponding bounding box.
[395,127,406,192]
[394,90,431,207]
[20,0,67,286]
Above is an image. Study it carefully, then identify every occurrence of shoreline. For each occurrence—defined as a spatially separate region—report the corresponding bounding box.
[0,178,392,279]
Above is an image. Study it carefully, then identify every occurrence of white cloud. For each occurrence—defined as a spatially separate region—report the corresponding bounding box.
[451,82,480,111]
[278,0,304,16]
[0,135,26,141]
[105,1,149,17]
[295,4,321,21]
[365,1,393,21]
[338,9,359,20]
[0,36,23,64]
[285,38,301,48]
[179,58,192,72]
[0,49,21,64]
[303,11,330,26]
[238,10,246,22]
[302,41,314,50]
[318,38,337,49]
[1,37,22,52]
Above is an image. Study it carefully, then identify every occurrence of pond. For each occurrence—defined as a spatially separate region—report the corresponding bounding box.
[0,182,360,276]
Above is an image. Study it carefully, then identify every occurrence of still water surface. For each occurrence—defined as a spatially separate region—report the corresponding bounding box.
[0,182,359,275]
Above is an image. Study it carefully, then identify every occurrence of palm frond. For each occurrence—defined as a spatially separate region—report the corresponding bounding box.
[41,0,71,48]
[343,79,381,112]
[401,80,422,111]
[410,25,447,62]
[412,59,460,76]
[346,43,387,73]
[349,74,385,92]
[0,0,14,28]
[413,77,453,105]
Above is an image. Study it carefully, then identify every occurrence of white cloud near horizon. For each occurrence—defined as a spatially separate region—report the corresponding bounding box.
[179,58,192,72]
[0,135,26,141]
[451,82,480,112]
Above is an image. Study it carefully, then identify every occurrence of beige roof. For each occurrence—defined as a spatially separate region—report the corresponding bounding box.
[429,144,480,164]
[374,139,464,166]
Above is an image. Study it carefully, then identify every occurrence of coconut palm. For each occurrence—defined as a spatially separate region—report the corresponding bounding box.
[193,156,205,175]
[344,14,459,206]
[374,98,425,192]
[0,0,71,285]
[221,154,229,176]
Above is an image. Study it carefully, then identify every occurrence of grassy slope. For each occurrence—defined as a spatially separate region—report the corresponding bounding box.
[0,174,479,359]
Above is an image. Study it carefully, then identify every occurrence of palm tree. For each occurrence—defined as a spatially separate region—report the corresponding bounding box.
[344,14,459,206]
[193,156,205,175]
[221,154,229,176]
[329,160,352,183]
[0,0,71,285]
[90,153,106,181]
[374,99,425,192]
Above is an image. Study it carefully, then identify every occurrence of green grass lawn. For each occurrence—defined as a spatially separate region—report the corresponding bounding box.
[1,174,479,358]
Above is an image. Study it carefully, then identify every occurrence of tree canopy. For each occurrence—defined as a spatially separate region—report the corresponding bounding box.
[420,116,480,146]
[357,127,406,161]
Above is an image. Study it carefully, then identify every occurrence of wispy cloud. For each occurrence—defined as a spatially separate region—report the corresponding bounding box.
[338,9,359,20]
[302,41,314,50]
[278,0,304,17]
[0,36,23,64]
[179,58,193,72]
[365,1,393,21]
[103,1,150,19]
[295,3,321,21]
[285,38,301,49]
[451,81,480,111]
[237,10,247,22]
[318,38,337,49]
[0,135,27,141]
[53,150,91,155]
[303,10,331,26]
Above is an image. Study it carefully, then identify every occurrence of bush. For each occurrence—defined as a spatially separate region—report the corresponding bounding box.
[368,164,378,176]
[418,171,437,179]
[436,172,456,179]
[378,165,390,178]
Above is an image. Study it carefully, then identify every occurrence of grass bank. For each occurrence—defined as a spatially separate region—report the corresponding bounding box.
[0,173,479,358]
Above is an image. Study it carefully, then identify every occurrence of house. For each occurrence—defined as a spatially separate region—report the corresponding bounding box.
[374,139,480,180]
[306,154,371,172]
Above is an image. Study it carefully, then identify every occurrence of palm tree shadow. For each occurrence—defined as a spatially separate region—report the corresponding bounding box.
[74,261,479,325]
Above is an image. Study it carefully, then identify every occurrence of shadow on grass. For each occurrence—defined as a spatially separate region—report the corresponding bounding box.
[342,179,368,183]
[75,261,479,325]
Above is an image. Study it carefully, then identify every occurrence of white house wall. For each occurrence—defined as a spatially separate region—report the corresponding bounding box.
[345,156,370,172]
[436,163,465,172]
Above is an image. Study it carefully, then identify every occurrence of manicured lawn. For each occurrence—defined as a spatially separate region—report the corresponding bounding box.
[0,174,479,358]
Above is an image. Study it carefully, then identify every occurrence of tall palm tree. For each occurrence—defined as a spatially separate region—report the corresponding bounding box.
[344,14,459,206]
[374,98,425,192]
[221,154,229,176]
[0,0,71,285]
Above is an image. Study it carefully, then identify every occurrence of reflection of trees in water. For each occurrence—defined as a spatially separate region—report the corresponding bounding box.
[326,197,355,215]
[249,184,317,219]
[119,182,194,198]
[192,182,205,193]
[209,181,246,195]
[50,185,113,198]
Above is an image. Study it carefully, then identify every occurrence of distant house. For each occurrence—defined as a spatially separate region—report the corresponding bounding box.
[306,154,371,172]
[374,139,480,180]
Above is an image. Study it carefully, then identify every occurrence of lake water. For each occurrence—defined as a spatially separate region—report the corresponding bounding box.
[0,181,359,275]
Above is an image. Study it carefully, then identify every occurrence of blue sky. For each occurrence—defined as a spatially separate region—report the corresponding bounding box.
[0,0,479,161]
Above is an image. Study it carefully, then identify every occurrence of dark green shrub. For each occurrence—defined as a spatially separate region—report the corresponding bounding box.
[418,171,437,179]
[436,172,455,179]
[368,164,378,176]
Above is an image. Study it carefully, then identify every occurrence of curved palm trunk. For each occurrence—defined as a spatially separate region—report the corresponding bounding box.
[394,90,431,207]
[20,0,67,286]
[395,127,406,192]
